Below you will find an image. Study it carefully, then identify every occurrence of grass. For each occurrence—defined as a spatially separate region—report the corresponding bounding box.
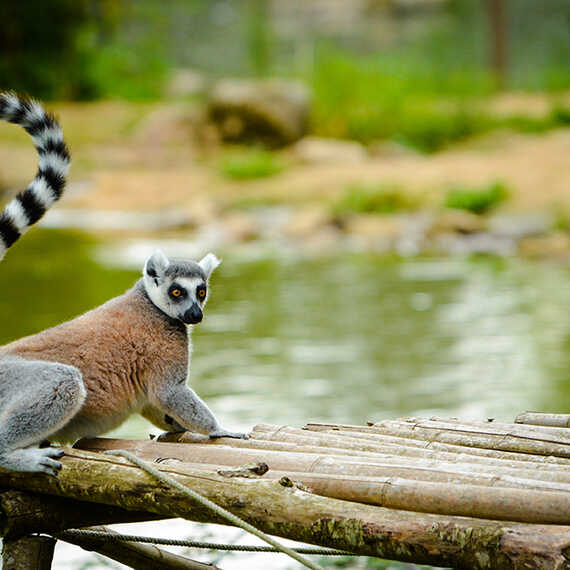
[308,47,570,153]
[332,183,421,217]
[444,181,509,215]
[217,148,284,181]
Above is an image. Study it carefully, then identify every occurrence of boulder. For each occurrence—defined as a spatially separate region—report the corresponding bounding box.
[208,79,310,147]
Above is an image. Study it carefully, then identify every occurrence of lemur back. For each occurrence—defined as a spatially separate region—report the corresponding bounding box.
[0,93,245,476]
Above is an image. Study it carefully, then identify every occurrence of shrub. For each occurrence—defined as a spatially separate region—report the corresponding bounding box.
[444,182,509,215]
[218,149,284,180]
[333,184,419,216]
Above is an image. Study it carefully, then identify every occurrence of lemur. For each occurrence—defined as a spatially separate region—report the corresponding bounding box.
[0,92,246,476]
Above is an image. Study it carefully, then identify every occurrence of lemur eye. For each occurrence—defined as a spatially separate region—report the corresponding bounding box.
[169,286,185,299]
[197,286,207,300]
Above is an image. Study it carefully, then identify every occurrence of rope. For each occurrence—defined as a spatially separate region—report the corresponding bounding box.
[105,449,325,570]
[58,529,349,556]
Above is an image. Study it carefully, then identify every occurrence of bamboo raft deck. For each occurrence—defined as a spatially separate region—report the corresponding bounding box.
[1,414,570,569]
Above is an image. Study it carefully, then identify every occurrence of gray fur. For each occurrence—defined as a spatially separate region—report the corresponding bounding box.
[0,96,246,476]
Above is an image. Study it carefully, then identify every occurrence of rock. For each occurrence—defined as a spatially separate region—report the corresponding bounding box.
[519,233,570,259]
[346,214,404,238]
[285,207,330,237]
[221,212,260,242]
[208,79,310,147]
[487,213,551,239]
[430,210,486,236]
[293,137,368,164]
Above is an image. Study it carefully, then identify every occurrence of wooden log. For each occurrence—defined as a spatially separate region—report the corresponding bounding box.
[74,440,570,524]
[0,489,166,540]
[254,423,570,465]
[77,438,570,490]
[2,535,55,570]
[516,412,570,428]
[247,425,570,470]
[59,525,221,570]
[0,450,568,569]
[304,420,570,458]
[426,417,570,441]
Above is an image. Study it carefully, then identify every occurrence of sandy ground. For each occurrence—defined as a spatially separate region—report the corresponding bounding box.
[0,99,569,219]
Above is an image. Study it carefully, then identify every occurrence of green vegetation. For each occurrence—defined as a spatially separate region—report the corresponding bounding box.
[444,181,509,215]
[218,149,284,180]
[332,183,420,216]
[309,47,570,152]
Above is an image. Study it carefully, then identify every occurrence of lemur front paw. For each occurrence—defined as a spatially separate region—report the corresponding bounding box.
[209,429,249,440]
[0,447,65,477]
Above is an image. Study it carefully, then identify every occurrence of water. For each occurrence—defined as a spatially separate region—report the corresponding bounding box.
[1,229,569,569]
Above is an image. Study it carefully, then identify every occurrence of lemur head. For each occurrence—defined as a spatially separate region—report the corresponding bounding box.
[142,250,221,325]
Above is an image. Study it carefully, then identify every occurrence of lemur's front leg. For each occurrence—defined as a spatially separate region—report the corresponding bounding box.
[152,383,247,439]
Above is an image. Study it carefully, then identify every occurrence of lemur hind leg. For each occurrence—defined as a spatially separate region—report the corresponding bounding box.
[0,359,86,476]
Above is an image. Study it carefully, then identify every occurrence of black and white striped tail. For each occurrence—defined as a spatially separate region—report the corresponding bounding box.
[0,92,70,261]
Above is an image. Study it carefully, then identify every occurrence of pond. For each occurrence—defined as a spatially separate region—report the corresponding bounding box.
[1,228,569,569]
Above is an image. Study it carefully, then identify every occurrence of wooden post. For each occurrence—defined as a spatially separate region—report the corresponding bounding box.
[2,536,55,570]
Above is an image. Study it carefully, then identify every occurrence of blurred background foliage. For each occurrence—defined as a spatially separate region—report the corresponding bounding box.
[1,0,568,151]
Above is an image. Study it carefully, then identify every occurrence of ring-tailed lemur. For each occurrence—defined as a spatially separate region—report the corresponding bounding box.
[0,92,246,476]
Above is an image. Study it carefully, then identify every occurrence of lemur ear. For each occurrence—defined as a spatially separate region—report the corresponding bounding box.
[144,249,170,280]
[198,253,221,279]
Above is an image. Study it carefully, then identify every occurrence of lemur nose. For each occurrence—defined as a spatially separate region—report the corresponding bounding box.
[182,304,203,324]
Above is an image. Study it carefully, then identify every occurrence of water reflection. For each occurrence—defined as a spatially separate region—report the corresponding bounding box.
[1,229,567,436]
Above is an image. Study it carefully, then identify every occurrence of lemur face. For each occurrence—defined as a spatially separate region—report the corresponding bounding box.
[143,250,221,325]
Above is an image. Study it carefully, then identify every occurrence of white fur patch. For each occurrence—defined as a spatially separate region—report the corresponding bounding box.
[4,199,30,232]
[29,177,56,208]
[1,93,21,117]
[22,100,47,125]
[38,152,70,175]
[32,126,64,148]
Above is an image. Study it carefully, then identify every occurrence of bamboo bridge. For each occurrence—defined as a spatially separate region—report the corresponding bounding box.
[1,413,569,569]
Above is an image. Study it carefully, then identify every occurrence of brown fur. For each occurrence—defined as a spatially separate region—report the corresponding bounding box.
[0,282,188,441]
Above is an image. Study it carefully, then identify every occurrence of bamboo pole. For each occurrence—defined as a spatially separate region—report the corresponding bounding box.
[516,412,570,428]
[73,441,570,524]
[246,424,570,469]
[76,437,570,490]
[0,450,568,569]
[304,420,570,458]
[59,525,222,570]
[422,417,570,442]
[254,423,570,465]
